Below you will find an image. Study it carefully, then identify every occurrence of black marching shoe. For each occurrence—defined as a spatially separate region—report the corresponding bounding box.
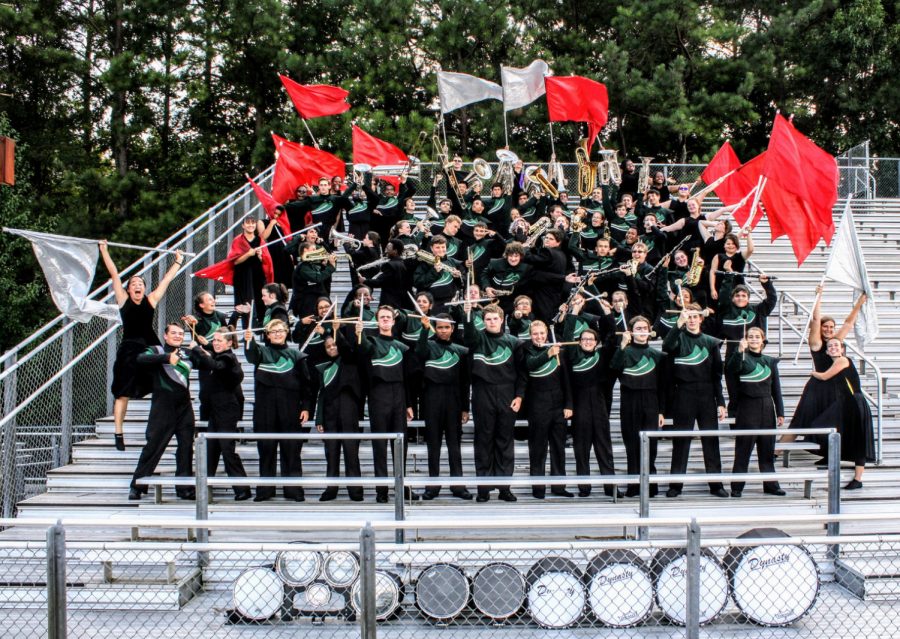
[844,479,863,490]
[532,490,546,500]
[578,488,592,498]
[234,490,252,502]
[128,488,142,501]
[498,490,518,502]
[624,486,640,498]
[476,492,490,503]
[177,491,196,501]
[114,433,126,451]
[552,489,574,498]
[422,489,440,501]
[349,492,364,502]
[764,487,787,496]
[253,492,273,502]
[665,488,682,498]
[319,489,338,502]
[731,490,743,498]
[604,487,625,499]
[711,488,730,498]
[376,491,389,504]
[452,489,473,500]
[404,488,420,501]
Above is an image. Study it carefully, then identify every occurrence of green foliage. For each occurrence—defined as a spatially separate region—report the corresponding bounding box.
[1,0,899,346]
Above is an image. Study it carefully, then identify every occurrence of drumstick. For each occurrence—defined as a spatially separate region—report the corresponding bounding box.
[615,331,657,337]
[539,341,580,347]
[549,326,561,365]
[357,298,364,344]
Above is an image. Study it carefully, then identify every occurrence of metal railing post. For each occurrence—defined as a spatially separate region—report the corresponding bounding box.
[685,518,701,639]
[777,293,784,357]
[196,436,209,559]
[359,523,377,639]
[1,352,17,519]
[59,327,74,467]
[393,434,405,544]
[827,431,841,561]
[639,432,650,541]
[47,522,67,639]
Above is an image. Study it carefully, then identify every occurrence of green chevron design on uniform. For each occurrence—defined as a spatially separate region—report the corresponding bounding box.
[474,314,485,331]
[488,199,504,215]
[610,222,630,233]
[740,362,771,383]
[473,344,511,366]
[425,349,460,370]
[624,355,656,376]
[581,228,598,239]
[312,202,333,215]
[349,202,368,215]
[371,345,404,368]
[493,273,520,287]
[321,362,339,387]
[376,197,398,210]
[573,352,600,372]
[471,245,486,261]
[431,271,453,288]
[530,357,559,378]
[723,309,757,326]
[203,320,221,340]
[674,345,709,366]
[446,243,459,257]
[259,356,295,374]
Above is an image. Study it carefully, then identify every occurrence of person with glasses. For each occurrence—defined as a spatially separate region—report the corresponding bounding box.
[244,319,312,502]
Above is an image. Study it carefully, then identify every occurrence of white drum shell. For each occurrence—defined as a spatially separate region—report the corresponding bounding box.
[232,567,285,621]
[472,563,525,621]
[653,551,729,626]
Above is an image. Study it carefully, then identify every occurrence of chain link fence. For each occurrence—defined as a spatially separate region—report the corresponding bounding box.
[1,519,899,638]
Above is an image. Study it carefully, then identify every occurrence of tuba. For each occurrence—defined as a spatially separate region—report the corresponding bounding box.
[638,156,654,194]
[605,149,622,184]
[464,158,493,186]
[527,167,559,199]
[575,139,598,198]
[495,149,519,194]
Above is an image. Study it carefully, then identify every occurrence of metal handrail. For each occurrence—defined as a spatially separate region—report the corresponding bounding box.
[776,289,883,464]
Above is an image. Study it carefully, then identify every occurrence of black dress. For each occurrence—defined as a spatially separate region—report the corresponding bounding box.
[110,298,160,399]
[811,360,875,465]
[232,235,266,322]
[789,347,839,451]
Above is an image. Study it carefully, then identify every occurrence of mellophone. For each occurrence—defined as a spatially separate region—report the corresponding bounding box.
[228,528,819,628]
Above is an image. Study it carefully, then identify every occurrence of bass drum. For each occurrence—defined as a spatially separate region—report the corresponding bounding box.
[276,549,323,588]
[472,562,526,621]
[725,528,820,626]
[232,567,286,622]
[525,556,586,628]
[586,550,654,627]
[350,570,404,621]
[652,548,729,626]
[415,563,470,622]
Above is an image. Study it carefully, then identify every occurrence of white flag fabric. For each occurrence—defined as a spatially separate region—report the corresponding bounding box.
[437,71,503,114]
[501,60,550,111]
[7,228,121,323]
[823,200,878,349]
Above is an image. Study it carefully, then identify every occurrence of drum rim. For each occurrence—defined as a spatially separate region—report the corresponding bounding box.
[472,562,526,620]
[276,549,324,587]
[728,543,820,626]
[526,569,587,629]
[415,562,471,620]
[587,560,655,628]
[653,552,729,626]
[232,567,285,621]
[322,551,360,588]
[350,570,402,620]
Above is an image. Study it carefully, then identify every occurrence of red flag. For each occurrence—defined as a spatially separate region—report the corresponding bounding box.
[545,76,609,149]
[701,142,745,202]
[246,174,290,236]
[352,125,408,168]
[271,133,345,203]
[278,74,350,119]
[194,234,274,285]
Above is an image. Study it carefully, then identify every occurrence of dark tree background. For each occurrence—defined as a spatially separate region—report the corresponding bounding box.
[1,0,898,347]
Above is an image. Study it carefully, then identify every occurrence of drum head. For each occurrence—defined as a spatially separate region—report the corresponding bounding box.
[473,563,525,620]
[323,551,360,588]
[416,563,470,621]
[587,551,654,627]
[729,543,819,626]
[276,550,323,587]
[233,567,285,621]
[653,549,728,626]
[351,570,402,620]
[526,557,586,628]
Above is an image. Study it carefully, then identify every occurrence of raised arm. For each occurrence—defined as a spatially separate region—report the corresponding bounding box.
[99,240,127,306]
[811,356,849,380]
[809,284,825,350]
[741,231,754,260]
[835,292,867,341]
[146,250,185,307]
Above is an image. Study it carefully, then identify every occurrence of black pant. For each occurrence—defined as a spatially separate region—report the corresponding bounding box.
[471,382,516,495]
[131,394,195,498]
[527,389,568,496]
[254,383,303,500]
[573,393,615,494]
[668,385,723,492]
[620,388,659,492]
[368,381,407,498]
[322,388,363,499]
[731,395,779,492]
[724,361,740,418]
[207,393,248,496]
[422,383,465,494]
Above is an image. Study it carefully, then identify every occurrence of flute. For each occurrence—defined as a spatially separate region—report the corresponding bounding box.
[444,297,493,306]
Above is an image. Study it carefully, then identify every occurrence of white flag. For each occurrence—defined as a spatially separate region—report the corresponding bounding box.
[437,71,503,114]
[824,199,878,349]
[7,228,121,323]
[501,60,550,111]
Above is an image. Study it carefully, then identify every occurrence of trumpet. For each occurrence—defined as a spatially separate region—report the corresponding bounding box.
[527,167,559,199]
[329,228,362,251]
[495,149,519,194]
[638,156,654,194]
[523,216,552,248]
[575,138,598,198]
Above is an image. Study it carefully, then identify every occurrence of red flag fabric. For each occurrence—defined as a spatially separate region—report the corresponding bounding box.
[278,74,350,119]
[246,174,290,236]
[193,234,274,286]
[545,76,609,149]
[271,133,346,204]
[701,142,744,201]
[351,125,408,168]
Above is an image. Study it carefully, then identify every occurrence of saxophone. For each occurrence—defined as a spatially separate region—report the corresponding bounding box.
[684,248,704,286]
[523,217,552,248]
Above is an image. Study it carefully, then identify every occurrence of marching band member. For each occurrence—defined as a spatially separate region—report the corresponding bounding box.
[710,230,754,299]
[230,214,277,325]
[362,238,411,310]
[414,235,464,313]
[416,314,472,500]
[260,283,291,341]
[727,328,785,497]
[610,316,666,497]
[293,297,334,364]
[181,292,237,420]
[507,295,535,340]
[662,303,728,498]
[291,241,336,319]
[480,242,531,314]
